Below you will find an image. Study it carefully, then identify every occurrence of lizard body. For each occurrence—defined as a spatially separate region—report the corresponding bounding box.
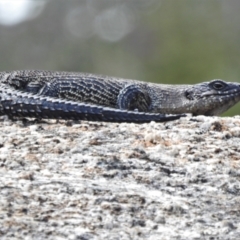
[0,70,239,122]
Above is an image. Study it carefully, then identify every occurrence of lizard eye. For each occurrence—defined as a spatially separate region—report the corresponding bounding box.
[209,80,227,91]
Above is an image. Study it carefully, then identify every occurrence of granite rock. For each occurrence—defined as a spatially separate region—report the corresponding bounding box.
[0,115,240,239]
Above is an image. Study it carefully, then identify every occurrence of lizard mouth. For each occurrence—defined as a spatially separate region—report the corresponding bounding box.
[200,87,240,98]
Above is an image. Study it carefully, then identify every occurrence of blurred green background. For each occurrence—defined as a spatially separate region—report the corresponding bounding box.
[0,0,240,116]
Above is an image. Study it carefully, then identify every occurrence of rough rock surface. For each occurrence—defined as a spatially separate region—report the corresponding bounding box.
[0,115,240,239]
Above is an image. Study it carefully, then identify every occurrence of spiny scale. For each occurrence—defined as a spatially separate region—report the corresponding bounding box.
[0,81,183,123]
[0,70,240,122]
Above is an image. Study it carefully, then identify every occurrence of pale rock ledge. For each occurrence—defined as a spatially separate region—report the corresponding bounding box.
[0,115,240,239]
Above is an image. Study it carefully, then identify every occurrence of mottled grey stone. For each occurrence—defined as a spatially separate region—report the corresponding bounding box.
[0,115,240,239]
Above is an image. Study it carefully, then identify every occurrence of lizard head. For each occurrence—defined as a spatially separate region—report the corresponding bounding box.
[184,79,240,116]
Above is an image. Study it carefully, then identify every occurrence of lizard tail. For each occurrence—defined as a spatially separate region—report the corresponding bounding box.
[0,85,185,123]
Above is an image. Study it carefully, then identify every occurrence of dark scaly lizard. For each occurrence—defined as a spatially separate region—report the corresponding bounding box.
[0,70,239,123]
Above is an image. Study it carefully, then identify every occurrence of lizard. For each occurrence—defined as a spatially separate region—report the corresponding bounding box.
[0,70,239,123]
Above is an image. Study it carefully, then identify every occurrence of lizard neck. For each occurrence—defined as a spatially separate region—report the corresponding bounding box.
[148,84,191,114]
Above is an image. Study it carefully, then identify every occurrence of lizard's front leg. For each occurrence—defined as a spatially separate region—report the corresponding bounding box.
[117,84,151,112]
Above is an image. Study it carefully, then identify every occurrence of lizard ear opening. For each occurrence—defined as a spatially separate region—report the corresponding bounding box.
[185,90,194,100]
